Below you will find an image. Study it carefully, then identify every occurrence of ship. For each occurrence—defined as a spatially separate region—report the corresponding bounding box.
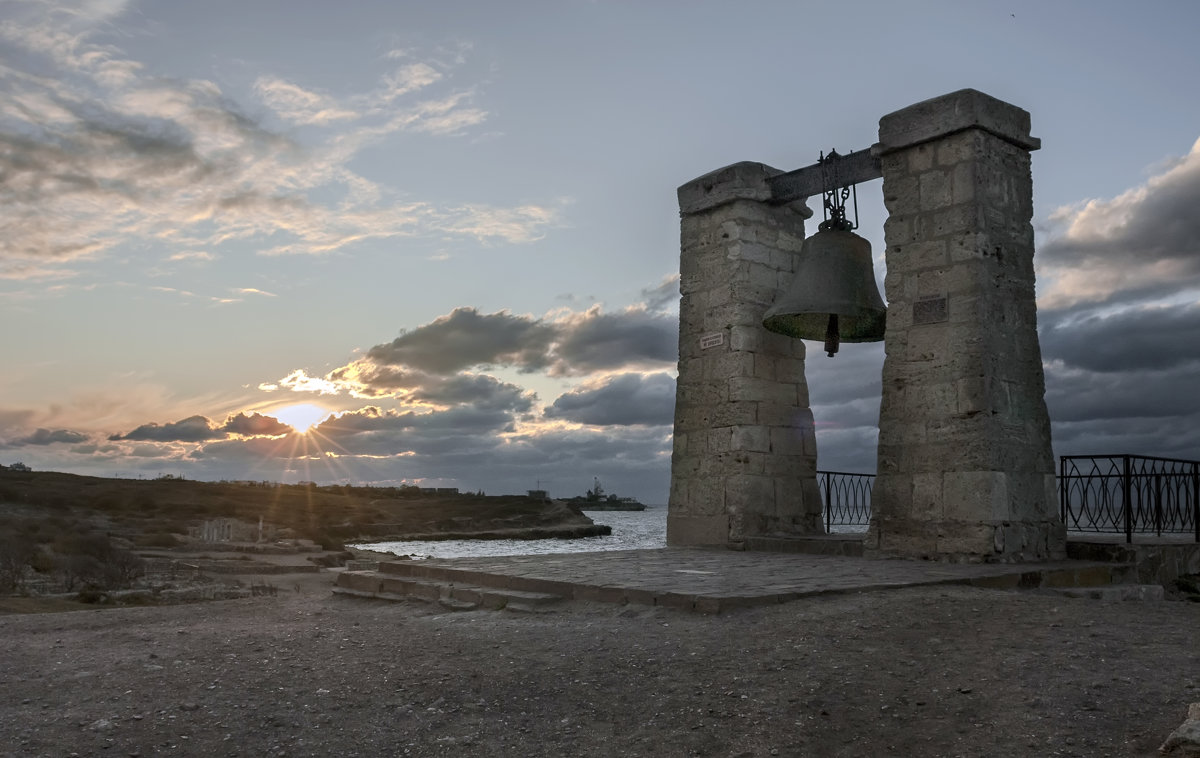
[566,477,646,511]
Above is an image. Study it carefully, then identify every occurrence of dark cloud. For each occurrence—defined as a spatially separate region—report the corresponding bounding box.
[327,364,422,396]
[366,308,555,374]
[1052,415,1200,462]
[110,415,222,443]
[294,305,677,399]
[315,405,515,439]
[640,274,681,312]
[1044,362,1200,423]
[1038,142,1200,310]
[544,373,675,426]
[109,411,299,443]
[551,307,677,375]
[409,374,535,412]
[1040,303,1200,373]
[17,428,89,445]
[222,412,292,437]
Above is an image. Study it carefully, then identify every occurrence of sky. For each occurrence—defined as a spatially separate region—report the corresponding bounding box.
[2,0,1199,503]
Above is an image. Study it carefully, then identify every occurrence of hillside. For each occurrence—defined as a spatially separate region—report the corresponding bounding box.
[0,469,604,547]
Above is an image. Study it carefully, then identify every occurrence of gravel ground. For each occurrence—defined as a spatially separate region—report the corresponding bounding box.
[1,574,1197,758]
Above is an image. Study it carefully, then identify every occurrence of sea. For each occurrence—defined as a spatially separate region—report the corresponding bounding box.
[354,506,669,559]
[354,506,868,559]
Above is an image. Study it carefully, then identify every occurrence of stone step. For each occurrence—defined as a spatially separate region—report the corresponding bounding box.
[1046,584,1166,602]
[745,534,865,557]
[333,570,563,612]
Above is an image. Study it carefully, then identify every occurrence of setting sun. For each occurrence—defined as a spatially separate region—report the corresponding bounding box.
[270,403,331,434]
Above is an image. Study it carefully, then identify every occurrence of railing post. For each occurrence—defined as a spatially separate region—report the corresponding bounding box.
[1193,462,1199,544]
[1059,456,1067,525]
[1154,472,1163,538]
[1123,455,1132,544]
[822,472,832,533]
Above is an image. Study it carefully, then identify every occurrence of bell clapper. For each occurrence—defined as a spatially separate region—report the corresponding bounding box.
[824,313,840,357]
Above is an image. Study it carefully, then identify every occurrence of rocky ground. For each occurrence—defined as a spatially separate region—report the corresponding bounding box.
[1,568,1198,758]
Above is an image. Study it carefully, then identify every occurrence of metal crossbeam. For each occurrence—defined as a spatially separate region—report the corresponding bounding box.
[768,147,882,203]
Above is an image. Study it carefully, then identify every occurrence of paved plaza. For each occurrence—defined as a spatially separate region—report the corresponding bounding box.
[363,547,1122,613]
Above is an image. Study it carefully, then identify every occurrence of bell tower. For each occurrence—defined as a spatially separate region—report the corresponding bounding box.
[667,89,1066,561]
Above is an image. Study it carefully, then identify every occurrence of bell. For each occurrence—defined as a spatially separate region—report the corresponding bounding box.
[762,227,886,357]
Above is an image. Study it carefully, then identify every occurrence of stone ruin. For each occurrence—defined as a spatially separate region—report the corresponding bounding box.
[667,89,1067,562]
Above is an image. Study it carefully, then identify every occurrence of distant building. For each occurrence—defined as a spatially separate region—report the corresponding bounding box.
[527,489,550,501]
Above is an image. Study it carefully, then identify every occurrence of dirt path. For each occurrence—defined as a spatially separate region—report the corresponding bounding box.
[1,581,1197,757]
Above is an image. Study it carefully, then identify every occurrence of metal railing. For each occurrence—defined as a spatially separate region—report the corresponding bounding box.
[818,470,874,531]
[1059,454,1200,543]
[818,456,1200,543]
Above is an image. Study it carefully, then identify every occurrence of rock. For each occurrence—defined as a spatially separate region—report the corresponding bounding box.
[1160,703,1200,756]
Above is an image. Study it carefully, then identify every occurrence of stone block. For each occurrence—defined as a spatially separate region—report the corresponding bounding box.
[703,351,755,382]
[869,474,913,518]
[943,471,1009,521]
[680,476,725,516]
[871,517,939,556]
[728,376,797,405]
[930,204,985,238]
[882,175,921,216]
[911,473,944,520]
[726,473,776,509]
[907,145,934,172]
[730,425,771,453]
[769,425,807,457]
[951,161,976,204]
[919,170,952,208]
[710,402,759,427]
[935,131,984,166]
[877,88,1039,155]
[955,375,992,415]
[678,162,781,216]
[935,522,998,556]
[337,572,383,594]
[706,428,733,453]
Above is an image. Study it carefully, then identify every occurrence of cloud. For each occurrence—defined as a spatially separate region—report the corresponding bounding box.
[408,374,535,412]
[365,308,557,374]
[640,273,681,312]
[1039,302,1200,373]
[110,414,222,443]
[550,305,677,375]
[0,7,559,279]
[14,428,89,446]
[544,373,676,426]
[274,303,678,404]
[254,76,358,125]
[1038,137,1200,310]
[222,412,292,437]
[110,411,293,442]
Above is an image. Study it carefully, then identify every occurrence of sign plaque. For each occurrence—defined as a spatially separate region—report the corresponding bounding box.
[699,332,725,350]
[913,296,949,326]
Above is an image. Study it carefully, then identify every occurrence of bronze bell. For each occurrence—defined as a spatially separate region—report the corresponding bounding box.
[762,227,887,357]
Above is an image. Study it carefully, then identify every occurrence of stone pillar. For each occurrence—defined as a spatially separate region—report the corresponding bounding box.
[668,162,823,547]
[866,89,1066,561]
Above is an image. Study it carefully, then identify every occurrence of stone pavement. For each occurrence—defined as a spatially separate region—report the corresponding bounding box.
[344,547,1129,613]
